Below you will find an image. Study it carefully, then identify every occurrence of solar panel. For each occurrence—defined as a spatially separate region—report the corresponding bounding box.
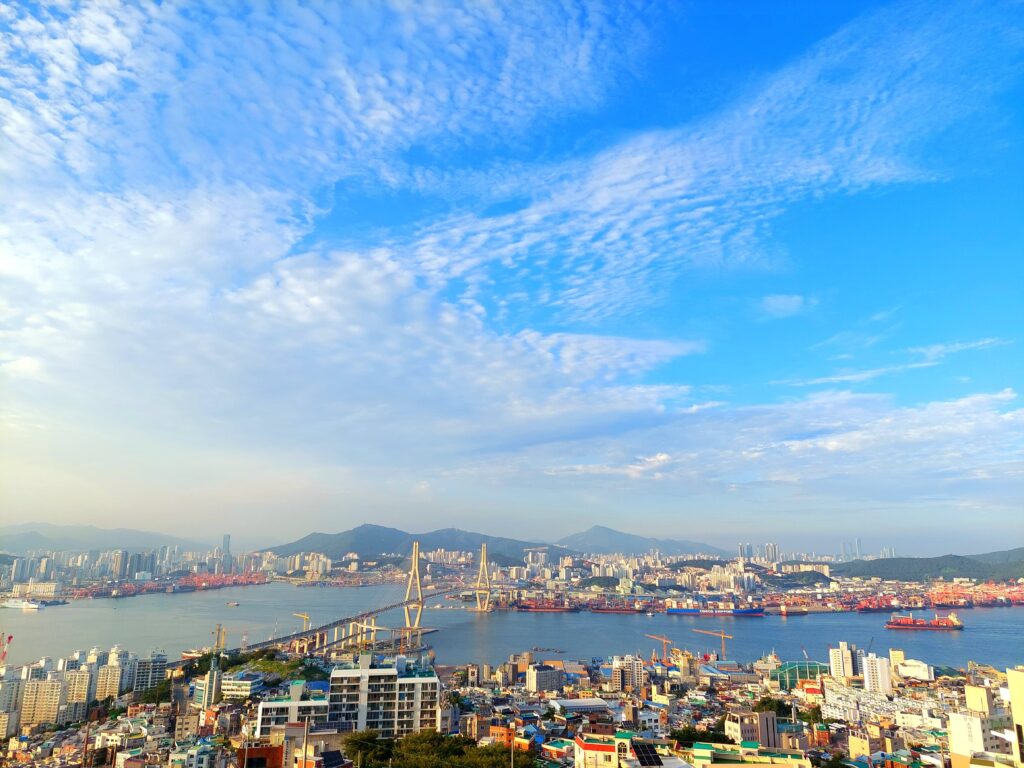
[633,742,663,767]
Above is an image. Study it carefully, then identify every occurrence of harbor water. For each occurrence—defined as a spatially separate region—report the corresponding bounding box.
[2,582,1022,670]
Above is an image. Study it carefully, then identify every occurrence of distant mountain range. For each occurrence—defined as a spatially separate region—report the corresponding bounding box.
[270,524,574,565]
[270,523,727,562]
[834,547,1024,581]
[0,523,210,554]
[555,525,728,556]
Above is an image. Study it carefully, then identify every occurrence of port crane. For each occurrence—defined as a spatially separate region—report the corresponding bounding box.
[293,613,312,632]
[212,624,228,653]
[645,634,674,664]
[691,628,733,659]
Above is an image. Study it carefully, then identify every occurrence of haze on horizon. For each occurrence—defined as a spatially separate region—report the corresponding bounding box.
[1,2,1022,557]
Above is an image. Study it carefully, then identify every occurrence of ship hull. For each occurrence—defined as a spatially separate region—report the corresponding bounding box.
[666,608,764,617]
[885,624,963,631]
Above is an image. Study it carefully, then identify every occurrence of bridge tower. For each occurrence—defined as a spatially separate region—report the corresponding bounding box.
[403,540,423,629]
[473,543,492,612]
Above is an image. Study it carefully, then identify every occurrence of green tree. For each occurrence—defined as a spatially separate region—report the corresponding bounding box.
[798,705,822,724]
[343,730,393,768]
[753,696,791,718]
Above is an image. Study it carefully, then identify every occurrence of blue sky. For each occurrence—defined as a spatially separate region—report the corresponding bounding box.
[1,1,1022,554]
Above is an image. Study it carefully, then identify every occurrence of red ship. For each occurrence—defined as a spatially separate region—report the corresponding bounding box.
[885,611,964,631]
[514,599,579,613]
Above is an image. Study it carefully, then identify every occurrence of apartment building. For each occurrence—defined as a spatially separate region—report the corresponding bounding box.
[327,655,439,738]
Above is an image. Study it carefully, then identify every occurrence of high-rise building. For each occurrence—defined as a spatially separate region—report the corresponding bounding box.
[828,642,862,679]
[764,542,780,562]
[111,550,129,580]
[862,654,892,695]
[325,654,439,738]
[611,655,646,692]
[134,652,167,693]
[95,665,122,701]
[194,658,222,709]
[63,666,94,724]
[20,679,65,726]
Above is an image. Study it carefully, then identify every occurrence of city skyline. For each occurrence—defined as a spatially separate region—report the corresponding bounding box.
[2,2,1023,554]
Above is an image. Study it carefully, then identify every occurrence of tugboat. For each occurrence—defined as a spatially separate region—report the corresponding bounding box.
[885,611,964,631]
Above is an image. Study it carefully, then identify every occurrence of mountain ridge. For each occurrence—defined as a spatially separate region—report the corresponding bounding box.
[271,523,726,561]
[269,524,574,564]
[0,523,211,554]
[556,525,728,556]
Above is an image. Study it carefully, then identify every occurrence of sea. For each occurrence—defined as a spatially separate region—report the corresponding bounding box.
[3,582,1022,671]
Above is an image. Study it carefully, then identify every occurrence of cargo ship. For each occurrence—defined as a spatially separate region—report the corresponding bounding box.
[885,611,964,631]
[665,598,764,617]
[514,599,580,613]
[590,602,645,614]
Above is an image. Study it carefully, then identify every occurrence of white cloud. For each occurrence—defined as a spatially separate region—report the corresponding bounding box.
[782,337,1010,386]
[0,1,1021,541]
[760,294,817,318]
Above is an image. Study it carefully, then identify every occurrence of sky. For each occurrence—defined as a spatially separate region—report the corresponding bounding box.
[1,1,1022,556]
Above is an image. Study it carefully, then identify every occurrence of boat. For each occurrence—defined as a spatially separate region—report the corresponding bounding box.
[226,601,240,607]
[885,611,964,631]
[665,598,764,617]
[779,604,809,616]
[2,599,41,610]
[514,599,580,613]
[590,602,644,614]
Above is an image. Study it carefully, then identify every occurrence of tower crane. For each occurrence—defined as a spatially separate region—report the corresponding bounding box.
[645,634,674,664]
[293,613,311,632]
[691,628,733,659]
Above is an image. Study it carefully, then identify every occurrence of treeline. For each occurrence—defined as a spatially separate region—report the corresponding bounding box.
[342,730,533,768]
[834,554,1024,582]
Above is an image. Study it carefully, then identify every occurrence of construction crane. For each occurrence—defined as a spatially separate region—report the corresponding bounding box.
[293,613,312,632]
[212,624,227,653]
[691,628,733,659]
[645,634,673,663]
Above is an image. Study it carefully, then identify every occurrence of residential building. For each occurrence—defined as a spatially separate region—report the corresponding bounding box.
[133,652,167,693]
[525,664,563,693]
[326,654,439,738]
[96,664,123,701]
[829,642,862,679]
[863,654,893,695]
[21,679,66,726]
[725,710,780,749]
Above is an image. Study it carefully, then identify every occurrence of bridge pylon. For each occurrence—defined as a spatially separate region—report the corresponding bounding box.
[403,540,423,629]
[473,543,492,612]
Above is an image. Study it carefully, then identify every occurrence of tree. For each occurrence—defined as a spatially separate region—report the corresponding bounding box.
[343,730,393,768]
[753,696,791,718]
[798,705,822,724]
[671,726,732,747]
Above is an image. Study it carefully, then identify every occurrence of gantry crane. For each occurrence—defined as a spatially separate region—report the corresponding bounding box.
[645,634,673,664]
[691,628,733,659]
[293,613,311,632]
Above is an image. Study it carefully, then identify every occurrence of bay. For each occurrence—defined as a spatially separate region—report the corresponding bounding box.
[2,582,1021,671]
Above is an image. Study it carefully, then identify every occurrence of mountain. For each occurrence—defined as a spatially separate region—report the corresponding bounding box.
[555,525,728,556]
[834,553,1024,582]
[269,524,574,564]
[0,523,210,554]
[967,546,1024,565]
